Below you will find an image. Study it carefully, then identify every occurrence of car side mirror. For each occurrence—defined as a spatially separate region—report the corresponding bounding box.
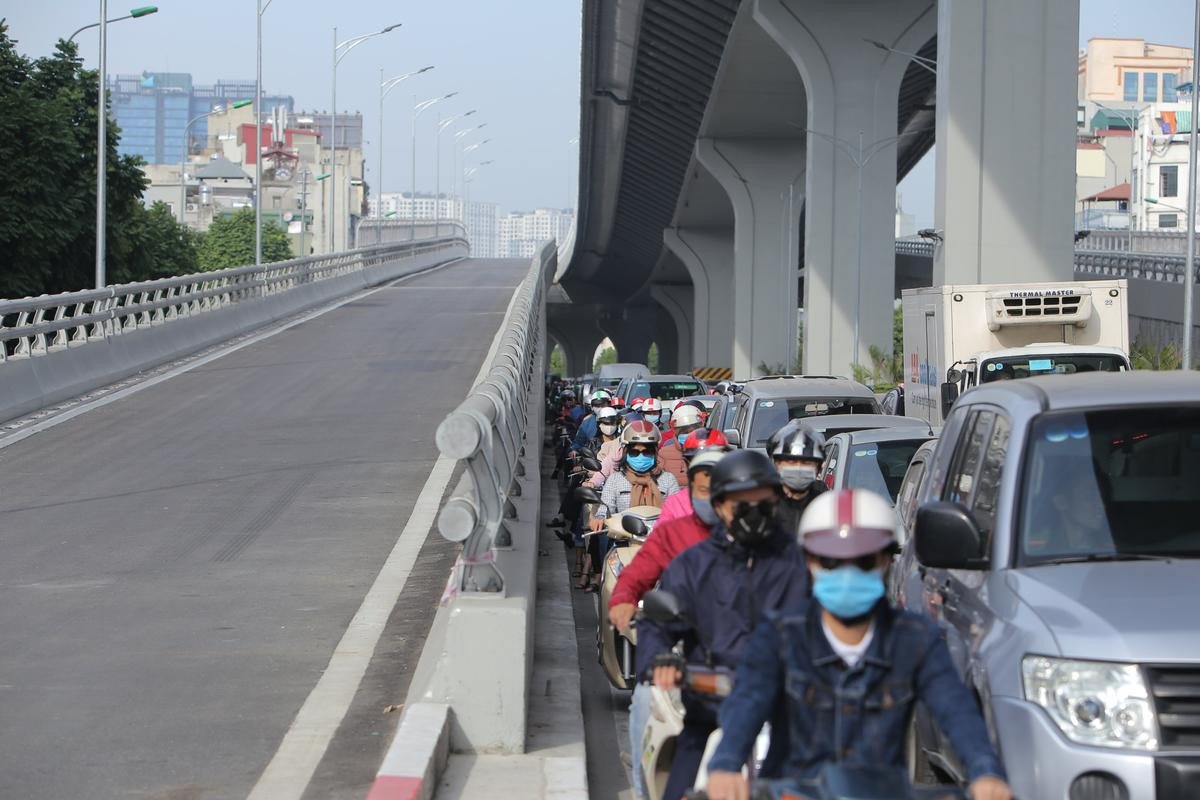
[914,502,988,569]
[722,428,741,448]
[642,590,686,625]
[939,382,960,419]
[622,515,649,537]
[573,486,602,504]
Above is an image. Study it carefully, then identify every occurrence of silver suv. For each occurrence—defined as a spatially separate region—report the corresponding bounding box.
[893,371,1200,800]
[718,376,880,451]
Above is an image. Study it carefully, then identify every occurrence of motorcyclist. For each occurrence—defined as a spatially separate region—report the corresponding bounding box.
[766,420,828,533]
[571,389,614,452]
[638,450,807,800]
[662,399,707,446]
[704,490,1012,800]
[608,446,729,800]
[658,403,705,486]
[659,428,730,523]
[559,389,584,424]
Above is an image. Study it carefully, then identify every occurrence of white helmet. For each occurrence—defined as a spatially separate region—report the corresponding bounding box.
[620,419,662,445]
[671,404,704,429]
[641,398,663,415]
[798,489,897,558]
[687,448,727,477]
[589,389,613,405]
[596,407,619,422]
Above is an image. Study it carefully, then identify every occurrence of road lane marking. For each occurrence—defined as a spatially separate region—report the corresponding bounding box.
[0,258,465,453]
[245,263,524,800]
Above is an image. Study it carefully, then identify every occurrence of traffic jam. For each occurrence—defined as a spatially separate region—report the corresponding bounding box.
[545,279,1199,800]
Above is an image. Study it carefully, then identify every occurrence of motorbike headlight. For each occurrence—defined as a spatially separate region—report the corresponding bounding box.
[1021,656,1158,751]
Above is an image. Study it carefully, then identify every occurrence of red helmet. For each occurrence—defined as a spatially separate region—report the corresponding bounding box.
[631,396,647,411]
[681,428,730,459]
[612,396,625,408]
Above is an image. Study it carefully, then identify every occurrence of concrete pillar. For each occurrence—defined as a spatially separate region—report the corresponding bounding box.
[696,140,805,378]
[663,227,736,372]
[650,283,694,373]
[934,0,1079,284]
[547,313,604,378]
[755,0,936,377]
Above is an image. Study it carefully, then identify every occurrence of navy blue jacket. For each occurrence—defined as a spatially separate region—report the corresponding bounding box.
[571,413,599,451]
[708,600,1006,783]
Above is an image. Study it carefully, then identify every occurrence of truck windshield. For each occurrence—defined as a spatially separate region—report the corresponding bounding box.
[749,397,878,445]
[844,439,929,502]
[979,353,1127,383]
[1018,406,1200,566]
[629,381,704,401]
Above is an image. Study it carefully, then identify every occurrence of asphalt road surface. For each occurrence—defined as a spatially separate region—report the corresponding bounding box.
[0,258,528,800]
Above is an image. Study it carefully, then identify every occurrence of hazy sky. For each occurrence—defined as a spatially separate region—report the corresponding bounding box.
[3,0,582,214]
[3,1,1194,222]
[899,0,1200,228]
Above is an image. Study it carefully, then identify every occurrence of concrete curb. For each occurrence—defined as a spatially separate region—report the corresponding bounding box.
[365,703,451,800]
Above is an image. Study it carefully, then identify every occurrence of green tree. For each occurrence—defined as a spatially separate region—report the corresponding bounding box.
[198,208,292,271]
[1130,339,1182,370]
[593,345,617,373]
[647,342,659,372]
[548,345,565,375]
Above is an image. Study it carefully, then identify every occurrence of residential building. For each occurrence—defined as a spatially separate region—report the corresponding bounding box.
[371,193,500,258]
[109,72,293,165]
[1078,37,1193,107]
[1076,129,1132,229]
[1129,101,1200,231]
[498,208,575,259]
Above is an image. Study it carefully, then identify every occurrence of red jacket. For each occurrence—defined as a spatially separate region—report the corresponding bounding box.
[609,512,710,608]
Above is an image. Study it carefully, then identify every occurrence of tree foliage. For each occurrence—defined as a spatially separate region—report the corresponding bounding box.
[548,344,565,376]
[647,342,659,372]
[0,25,203,298]
[1130,338,1183,370]
[593,345,617,373]
[198,208,292,272]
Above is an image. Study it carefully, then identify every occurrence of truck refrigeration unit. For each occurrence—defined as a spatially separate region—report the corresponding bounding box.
[902,280,1131,426]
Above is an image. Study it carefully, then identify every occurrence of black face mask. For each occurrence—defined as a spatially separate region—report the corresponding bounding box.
[727,500,777,547]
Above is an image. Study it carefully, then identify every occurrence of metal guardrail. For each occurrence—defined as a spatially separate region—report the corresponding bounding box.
[434,240,556,593]
[0,225,466,362]
[1075,230,1189,254]
[894,236,936,257]
[1074,249,1196,283]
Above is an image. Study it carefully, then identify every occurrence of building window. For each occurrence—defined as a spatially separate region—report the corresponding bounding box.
[1159,213,1179,228]
[1161,165,1179,197]
[1124,71,1139,101]
[1144,72,1159,102]
[1165,73,1179,102]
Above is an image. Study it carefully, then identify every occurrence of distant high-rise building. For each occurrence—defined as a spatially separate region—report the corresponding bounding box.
[109,72,294,165]
[497,208,575,259]
[371,193,500,258]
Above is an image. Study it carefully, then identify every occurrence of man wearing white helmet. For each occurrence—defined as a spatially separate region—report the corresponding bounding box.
[656,402,704,486]
[570,389,614,452]
[704,489,1011,800]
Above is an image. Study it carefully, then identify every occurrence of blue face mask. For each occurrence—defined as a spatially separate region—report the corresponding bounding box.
[812,565,885,620]
[692,496,718,526]
[626,453,655,473]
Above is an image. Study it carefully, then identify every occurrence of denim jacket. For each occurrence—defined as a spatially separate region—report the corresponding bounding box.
[707,600,1005,783]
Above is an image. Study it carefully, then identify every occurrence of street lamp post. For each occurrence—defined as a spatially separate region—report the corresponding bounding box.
[452,124,487,222]
[435,110,475,238]
[68,5,157,43]
[330,24,401,254]
[1184,0,1200,368]
[463,160,493,250]
[378,66,434,245]
[1094,102,1142,251]
[411,92,457,242]
[254,0,270,266]
[180,99,253,226]
[96,0,107,289]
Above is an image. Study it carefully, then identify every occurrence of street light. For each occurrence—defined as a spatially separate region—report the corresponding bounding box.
[330,23,401,254]
[435,110,476,237]
[378,65,434,244]
[411,92,457,242]
[252,0,276,267]
[452,123,487,218]
[180,99,253,226]
[1183,1,1199,370]
[863,38,937,76]
[67,5,157,43]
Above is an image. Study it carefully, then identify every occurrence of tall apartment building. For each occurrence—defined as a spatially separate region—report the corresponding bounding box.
[497,208,575,259]
[109,72,293,165]
[371,193,500,258]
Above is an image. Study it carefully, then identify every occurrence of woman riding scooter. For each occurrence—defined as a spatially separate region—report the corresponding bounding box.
[569,406,624,581]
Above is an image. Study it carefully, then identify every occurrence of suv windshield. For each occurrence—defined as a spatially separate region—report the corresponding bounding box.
[629,380,704,401]
[979,353,1127,383]
[845,439,928,502]
[749,396,878,445]
[1019,405,1200,565]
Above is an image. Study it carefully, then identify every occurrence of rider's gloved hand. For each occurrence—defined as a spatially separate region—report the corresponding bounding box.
[969,775,1012,800]
[704,770,748,800]
[651,653,685,690]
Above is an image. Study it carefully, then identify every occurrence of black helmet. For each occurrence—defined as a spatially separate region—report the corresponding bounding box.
[709,449,782,500]
[766,420,825,461]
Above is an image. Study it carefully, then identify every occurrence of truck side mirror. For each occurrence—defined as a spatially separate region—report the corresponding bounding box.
[722,428,742,448]
[914,502,988,569]
[940,382,960,419]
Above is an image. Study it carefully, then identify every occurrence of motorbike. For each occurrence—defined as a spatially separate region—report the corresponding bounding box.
[638,590,771,800]
[595,505,658,689]
[684,764,967,799]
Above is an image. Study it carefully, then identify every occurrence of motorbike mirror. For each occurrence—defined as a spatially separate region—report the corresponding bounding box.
[573,486,602,504]
[580,447,597,460]
[642,590,686,625]
[621,515,649,537]
[581,457,603,472]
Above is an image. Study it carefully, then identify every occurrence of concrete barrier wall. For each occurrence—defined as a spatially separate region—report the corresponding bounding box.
[0,241,467,425]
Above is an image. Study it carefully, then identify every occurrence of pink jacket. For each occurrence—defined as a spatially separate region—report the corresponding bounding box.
[659,489,694,523]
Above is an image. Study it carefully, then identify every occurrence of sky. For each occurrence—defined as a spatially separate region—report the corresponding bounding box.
[3,0,583,215]
[898,0,1200,229]
[3,1,1195,222]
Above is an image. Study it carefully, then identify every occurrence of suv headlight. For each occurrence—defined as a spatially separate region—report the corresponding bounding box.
[1022,656,1158,751]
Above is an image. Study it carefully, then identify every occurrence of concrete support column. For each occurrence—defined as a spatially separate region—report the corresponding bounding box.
[650,283,694,373]
[547,314,603,378]
[755,0,935,376]
[663,228,735,371]
[696,140,805,377]
[934,0,1079,284]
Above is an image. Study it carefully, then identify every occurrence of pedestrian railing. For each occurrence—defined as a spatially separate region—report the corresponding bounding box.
[1074,249,1198,284]
[434,239,556,593]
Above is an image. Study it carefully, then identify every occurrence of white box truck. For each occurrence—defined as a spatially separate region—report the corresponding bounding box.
[902,280,1132,426]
